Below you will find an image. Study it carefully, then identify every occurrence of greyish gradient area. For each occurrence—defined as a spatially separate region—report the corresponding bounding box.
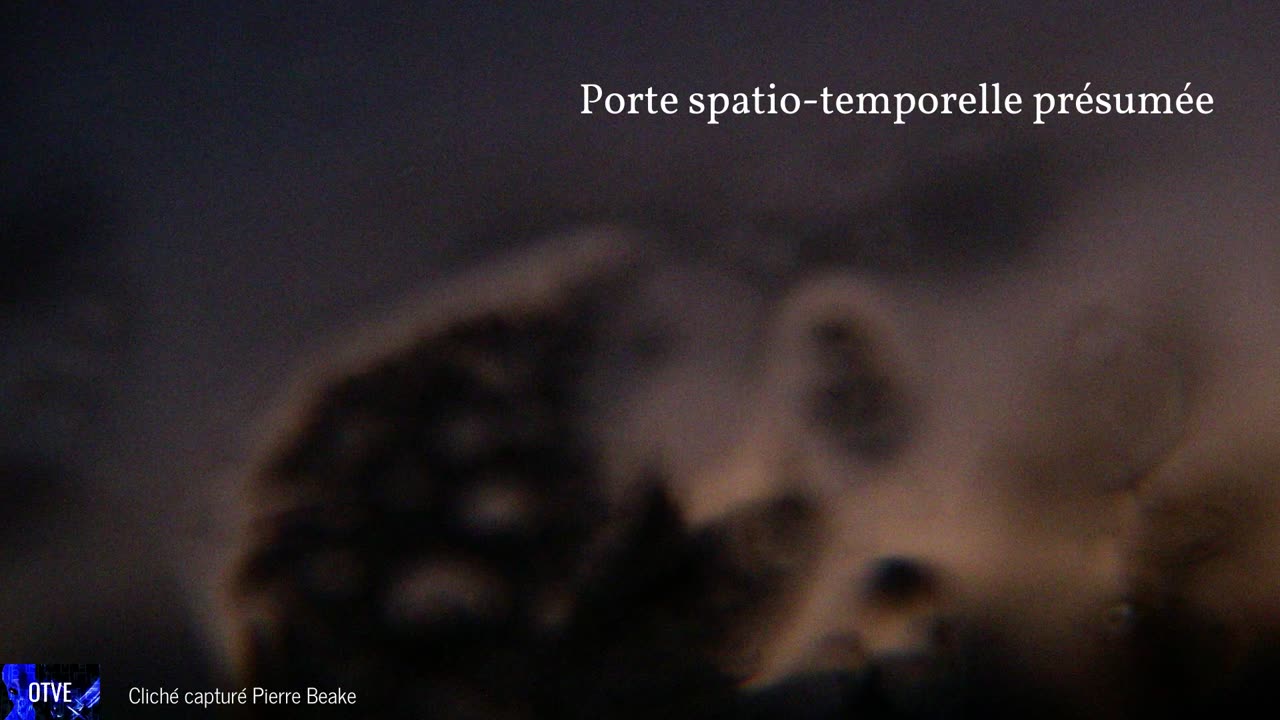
[2,2,1277,716]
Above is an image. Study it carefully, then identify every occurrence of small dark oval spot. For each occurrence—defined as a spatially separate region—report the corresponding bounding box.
[864,556,935,606]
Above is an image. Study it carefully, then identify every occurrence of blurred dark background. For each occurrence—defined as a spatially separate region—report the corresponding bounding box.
[1,0,1276,708]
